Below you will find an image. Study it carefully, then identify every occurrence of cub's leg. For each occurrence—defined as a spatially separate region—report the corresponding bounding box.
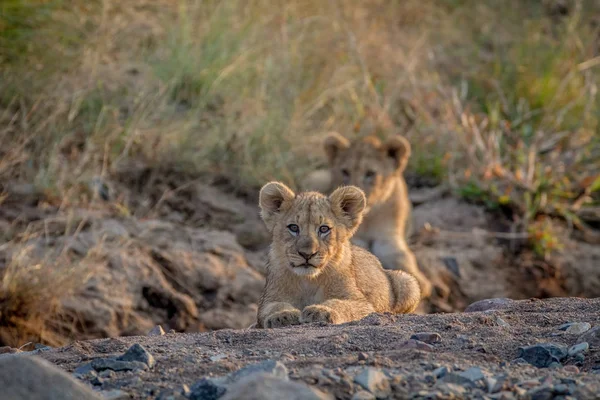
[301,299,375,325]
[372,238,432,299]
[258,302,301,328]
[385,270,421,313]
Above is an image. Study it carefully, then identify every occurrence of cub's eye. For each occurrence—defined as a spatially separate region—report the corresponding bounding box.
[287,224,300,235]
[365,170,376,179]
[318,225,330,234]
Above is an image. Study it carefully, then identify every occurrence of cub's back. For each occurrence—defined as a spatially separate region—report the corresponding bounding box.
[350,245,395,312]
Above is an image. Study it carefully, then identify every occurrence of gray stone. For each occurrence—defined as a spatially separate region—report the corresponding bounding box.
[0,354,102,399]
[548,362,562,369]
[221,373,333,400]
[528,386,554,400]
[354,368,391,398]
[568,342,589,357]
[117,343,155,368]
[210,353,227,362]
[433,366,449,379]
[442,367,485,387]
[148,325,166,336]
[227,360,288,384]
[102,390,130,400]
[465,298,513,312]
[577,326,600,348]
[352,390,376,400]
[91,358,148,372]
[518,343,568,368]
[189,378,226,400]
[410,332,442,344]
[565,322,591,335]
[495,317,510,328]
[99,370,116,379]
[574,353,586,364]
[73,362,95,378]
[438,383,467,396]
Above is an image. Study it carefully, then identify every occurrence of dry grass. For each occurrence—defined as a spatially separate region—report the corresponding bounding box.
[1,0,600,344]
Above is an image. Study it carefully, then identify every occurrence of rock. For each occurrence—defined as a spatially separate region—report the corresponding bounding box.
[563,365,580,373]
[0,354,103,399]
[518,343,568,368]
[465,298,513,313]
[573,353,585,364]
[527,386,554,400]
[548,362,562,369]
[410,332,442,344]
[433,366,449,379]
[227,360,288,383]
[399,339,434,351]
[357,352,369,361]
[117,343,155,368]
[565,322,591,335]
[189,378,227,400]
[0,346,20,354]
[511,358,529,365]
[91,358,148,372]
[73,362,96,378]
[577,326,600,348]
[495,317,510,328]
[488,375,508,393]
[437,383,467,396]
[102,389,130,400]
[354,368,391,398]
[99,370,116,379]
[352,391,376,400]
[442,367,485,387]
[221,373,333,400]
[148,325,166,336]
[568,342,589,357]
[210,353,227,362]
[441,256,461,277]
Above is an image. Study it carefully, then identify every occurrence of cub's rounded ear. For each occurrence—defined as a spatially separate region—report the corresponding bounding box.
[324,132,350,165]
[259,182,295,231]
[383,135,411,172]
[329,185,366,233]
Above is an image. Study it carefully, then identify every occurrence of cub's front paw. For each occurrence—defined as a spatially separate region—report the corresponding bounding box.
[301,305,340,324]
[264,310,301,328]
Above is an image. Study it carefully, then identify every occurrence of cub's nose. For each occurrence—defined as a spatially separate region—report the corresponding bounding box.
[298,251,317,261]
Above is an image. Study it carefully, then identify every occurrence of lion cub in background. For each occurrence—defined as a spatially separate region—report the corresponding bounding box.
[304,133,432,299]
[256,181,421,329]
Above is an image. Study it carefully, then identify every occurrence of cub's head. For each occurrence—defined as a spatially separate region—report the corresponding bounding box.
[259,182,366,278]
[324,133,411,207]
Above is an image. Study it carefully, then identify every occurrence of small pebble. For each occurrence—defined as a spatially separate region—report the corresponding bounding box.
[568,342,589,357]
[209,354,227,362]
[563,365,580,373]
[357,352,369,361]
[354,368,391,398]
[399,339,434,352]
[117,344,155,369]
[148,325,166,336]
[410,332,442,344]
[565,322,591,335]
[102,390,130,400]
[351,390,376,400]
[433,366,449,379]
[495,317,510,328]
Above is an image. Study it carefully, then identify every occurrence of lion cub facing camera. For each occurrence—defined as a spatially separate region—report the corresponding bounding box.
[256,181,421,328]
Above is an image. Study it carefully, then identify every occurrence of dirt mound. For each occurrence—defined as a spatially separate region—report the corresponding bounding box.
[2,167,600,346]
[33,297,600,399]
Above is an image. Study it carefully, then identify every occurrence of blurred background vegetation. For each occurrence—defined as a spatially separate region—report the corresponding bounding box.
[1,0,599,252]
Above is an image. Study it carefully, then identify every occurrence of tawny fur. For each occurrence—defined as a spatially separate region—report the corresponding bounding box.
[302,133,432,299]
[256,181,421,329]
